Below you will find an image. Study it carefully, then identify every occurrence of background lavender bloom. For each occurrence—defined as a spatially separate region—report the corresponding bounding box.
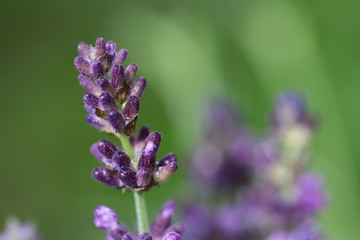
[0,218,41,240]
[183,94,327,240]
[94,201,183,240]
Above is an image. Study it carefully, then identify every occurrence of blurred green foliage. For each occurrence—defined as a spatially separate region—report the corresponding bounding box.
[0,0,359,239]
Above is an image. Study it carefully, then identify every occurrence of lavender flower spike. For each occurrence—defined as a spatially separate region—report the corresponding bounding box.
[74,38,148,136]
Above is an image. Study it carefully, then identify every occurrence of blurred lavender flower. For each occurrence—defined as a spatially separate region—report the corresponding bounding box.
[74,38,147,136]
[0,218,41,240]
[94,201,184,240]
[190,100,255,191]
[183,93,327,240]
[91,126,178,191]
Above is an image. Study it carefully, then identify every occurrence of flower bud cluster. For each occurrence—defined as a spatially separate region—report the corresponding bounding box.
[94,201,184,240]
[74,38,147,136]
[91,126,178,192]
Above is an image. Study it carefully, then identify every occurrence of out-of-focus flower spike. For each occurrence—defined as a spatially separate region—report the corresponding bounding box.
[151,201,176,238]
[83,92,100,109]
[92,59,105,78]
[106,41,117,56]
[125,63,138,85]
[154,160,178,184]
[92,167,120,188]
[100,93,117,111]
[110,65,126,89]
[112,150,131,168]
[74,56,91,74]
[123,96,140,120]
[108,109,125,133]
[98,78,116,97]
[114,49,128,65]
[98,140,118,159]
[162,232,182,240]
[95,38,107,58]
[138,232,152,240]
[118,166,137,187]
[131,77,147,98]
[94,205,118,230]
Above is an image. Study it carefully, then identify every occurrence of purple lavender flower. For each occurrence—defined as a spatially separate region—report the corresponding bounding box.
[94,201,183,240]
[74,38,147,136]
[91,126,178,191]
[0,218,41,240]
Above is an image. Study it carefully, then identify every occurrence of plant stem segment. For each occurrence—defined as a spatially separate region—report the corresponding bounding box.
[117,134,149,234]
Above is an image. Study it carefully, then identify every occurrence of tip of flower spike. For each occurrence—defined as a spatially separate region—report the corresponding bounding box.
[94,205,118,230]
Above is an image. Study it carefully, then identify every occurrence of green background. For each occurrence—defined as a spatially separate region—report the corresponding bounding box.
[0,0,359,239]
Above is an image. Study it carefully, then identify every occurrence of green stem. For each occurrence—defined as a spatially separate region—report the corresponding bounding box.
[116,134,149,234]
[133,191,149,234]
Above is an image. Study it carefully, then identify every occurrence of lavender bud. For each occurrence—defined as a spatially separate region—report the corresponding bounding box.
[112,150,131,167]
[154,160,177,184]
[151,201,175,238]
[110,65,125,89]
[123,96,140,120]
[118,166,137,187]
[114,49,128,65]
[83,92,100,109]
[100,93,117,111]
[78,74,98,93]
[74,56,91,74]
[95,38,107,58]
[162,232,181,240]
[98,140,118,159]
[157,153,177,167]
[125,63,138,85]
[108,224,130,240]
[91,142,104,162]
[106,41,117,56]
[92,167,120,188]
[130,77,147,98]
[144,132,162,152]
[137,140,158,187]
[77,42,90,59]
[86,114,110,131]
[92,60,105,78]
[139,232,152,240]
[108,109,125,133]
[98,78,116,96]
[122,233,134,240]
[94,205,118,230]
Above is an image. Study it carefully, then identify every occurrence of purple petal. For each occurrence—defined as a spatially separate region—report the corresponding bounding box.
[95,38,107,58]
[92,167,120,188]
[125,63,138,85]
[130,77,147,98]
[94,205,118,230]
[114,49,128,65]
[162,232,181,240]
[74,56,91,74]
[108,109,125,133]
[100,93,117,111]
[123,96,140,120]
[118,166,137,187]
[110,65,125,89]
[91,59,105,78]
